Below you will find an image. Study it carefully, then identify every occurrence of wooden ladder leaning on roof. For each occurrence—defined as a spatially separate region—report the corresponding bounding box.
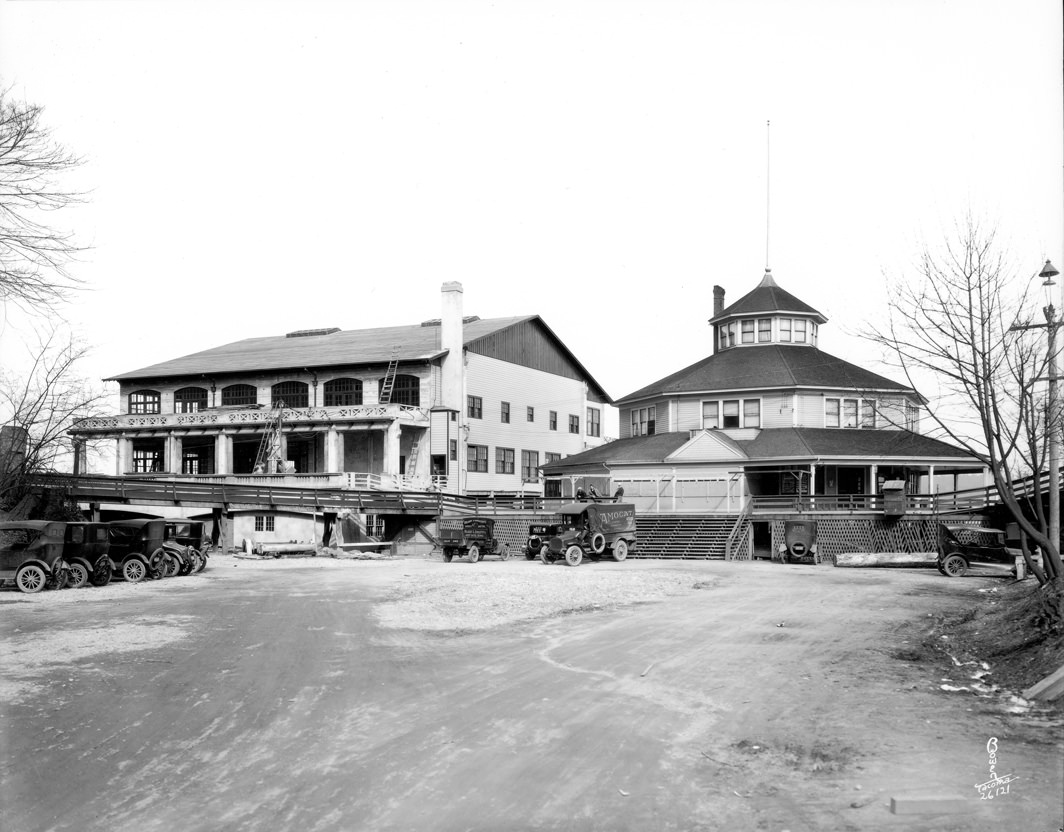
[379,345,400,405]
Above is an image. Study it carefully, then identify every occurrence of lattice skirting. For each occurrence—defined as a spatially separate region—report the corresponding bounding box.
[769,517,977,565]
[438,513,562,553]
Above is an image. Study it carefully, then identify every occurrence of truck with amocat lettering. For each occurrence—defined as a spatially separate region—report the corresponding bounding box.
[540,502,637,566]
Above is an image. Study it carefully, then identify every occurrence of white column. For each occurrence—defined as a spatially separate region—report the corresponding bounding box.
[167,435,182,473]
[214,433,231,475]
[117,436,131,475]
[325,427,341,473]
[383,421,401,478]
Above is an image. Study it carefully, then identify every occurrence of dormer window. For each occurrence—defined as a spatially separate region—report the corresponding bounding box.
[758,319,771,342]
[741,320,755,344]
[794,319,807,343]
[779,319,791,342]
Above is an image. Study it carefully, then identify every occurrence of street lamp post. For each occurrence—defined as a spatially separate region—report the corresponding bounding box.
[1041,259,1061,554]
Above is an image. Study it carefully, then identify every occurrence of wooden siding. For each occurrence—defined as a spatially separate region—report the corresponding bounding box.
[761,392,794,429]
[466,319,608,404]
[464,353,598,492]
[795,391,826,427]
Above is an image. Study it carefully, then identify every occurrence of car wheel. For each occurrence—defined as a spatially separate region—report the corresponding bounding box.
[589,533,606,554]
[178,551,194,576]
[123,558,147,583]
[942,554,968,577]
[164,555,180,578]
[443,548,453,563]
[611,540,629,562]
[91,558,113,587]
[498,543,510,561]
[468,545,480,564]
[67,562,90,589]
[564,545,583,567]
[15,564,47,594]
[540,546,552,565]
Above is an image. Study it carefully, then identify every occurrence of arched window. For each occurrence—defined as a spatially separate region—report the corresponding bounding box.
[221,384,258,407]
[174,386,209,413]
[128,390,161,415]
[272,381,309,409]
[378,374,420,407]
[324,377,362,406]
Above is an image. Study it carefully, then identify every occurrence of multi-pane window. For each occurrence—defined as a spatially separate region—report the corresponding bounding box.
[825,397,874,428]
[758,318,772,342]
[906,403,920,431]
[449,439,457,461]
[495,447,515,474]
[779,319,791,342]
[568,414,579,434]
[182,452,204,475]
[545,452,562,464]
[272,381,309,408]
[527,406,535,422]
[722,400,741,428]
[726,322,737,347]
[174,387,208,413]
[467,444,488,472]
[741,320,755,344]
[702,401,719,429]
[586,407,601,437]
[631,406,656,436]
[324,378,362,406]
[522,450,540,481]
[810,323,819,346]
[379,374,420,407]
[743,399,761,428]
[467,395,483,419]
[254,515,275,532]
[222,384,257,407]
[132,444,164,473]
[129,390,161,415]
[501,402,510,423]
[549,411,558,430]
[793,319,807,343]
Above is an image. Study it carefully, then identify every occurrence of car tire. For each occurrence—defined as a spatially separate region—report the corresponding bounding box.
[468,545,480,564]
[589,533,606,555]
[67,562,90,589]
[498,543,510,561]
[610,540,629,562]
[942,554,968,577]
[15,563,47,594]
[123,558,147,583]
[564,545,583,567]
[91,558,113,587]
[540,546,552,565]
[443,548,453,563]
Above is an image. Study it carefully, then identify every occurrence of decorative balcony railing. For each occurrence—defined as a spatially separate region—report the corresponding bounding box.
[72,404,430,434]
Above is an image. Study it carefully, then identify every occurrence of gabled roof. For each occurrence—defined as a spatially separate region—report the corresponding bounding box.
[617,344,914,404]
[709,269,826,325]
[107,316,610,403]
[541,428,980,473]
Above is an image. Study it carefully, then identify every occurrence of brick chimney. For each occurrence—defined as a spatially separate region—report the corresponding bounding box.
[713,285,725,317]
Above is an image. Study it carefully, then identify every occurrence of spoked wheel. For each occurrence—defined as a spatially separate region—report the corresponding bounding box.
[66,562,90,589]
[122,558,147,583]
[189,551,205,573]
[498,543,510,561]
[91,557,113,587]
[540,546,552,565]
[564,545,583,567]
[195,549,209,573]
[942,554,968,577]
[178,551,194,576]
[443,549,453,563]
[163,555,180,578]
[467,545,480,564]
[15,564,47,594]
[610,540,629,562]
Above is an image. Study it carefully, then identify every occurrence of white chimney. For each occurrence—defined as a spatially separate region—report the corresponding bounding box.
[440,282,464,411]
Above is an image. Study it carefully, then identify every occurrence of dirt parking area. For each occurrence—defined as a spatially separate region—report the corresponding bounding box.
[1,555,1061,832]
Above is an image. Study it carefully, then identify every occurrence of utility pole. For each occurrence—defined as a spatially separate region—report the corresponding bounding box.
[1042,260,1061,555]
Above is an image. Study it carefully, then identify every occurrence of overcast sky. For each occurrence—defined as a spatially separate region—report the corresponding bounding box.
[2,0,1062,438]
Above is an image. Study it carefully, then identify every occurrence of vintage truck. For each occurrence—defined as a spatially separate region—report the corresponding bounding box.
[540,502,637,566]
[777,519,818,564]
[440,517,510,563]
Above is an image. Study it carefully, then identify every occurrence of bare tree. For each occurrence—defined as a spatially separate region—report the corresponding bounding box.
[0,87,85,313]
[863,216,1062,589]
[0,327,109,514]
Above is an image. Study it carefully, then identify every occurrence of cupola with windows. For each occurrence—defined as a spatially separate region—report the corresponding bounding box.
[708,268,827,353]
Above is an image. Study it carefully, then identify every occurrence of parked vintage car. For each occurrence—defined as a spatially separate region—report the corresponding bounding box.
[107,519,169,582]
[440,518,509,563]
[937,524,1020,577]
[62,522,114,588]
[778,520,818,564]
[524,522,562,560]
[540,503,637,566]
[163,518,209,575]
[0,521,68,593]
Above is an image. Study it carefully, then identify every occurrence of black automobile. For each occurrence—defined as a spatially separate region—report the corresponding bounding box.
[0,521,68,593]
[937,524,1019,577]
[440,517,509,563]
[62,522,114,588]
[524,523,561,560]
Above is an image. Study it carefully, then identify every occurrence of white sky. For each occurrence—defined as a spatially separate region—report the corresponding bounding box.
[1,0,1062,439]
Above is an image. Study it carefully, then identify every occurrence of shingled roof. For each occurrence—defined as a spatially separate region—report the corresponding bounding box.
[109,316,526,380]
[617,344,915,404]
[709,269,826,325]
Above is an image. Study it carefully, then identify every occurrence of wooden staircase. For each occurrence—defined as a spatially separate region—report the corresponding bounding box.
[633,514,740,559]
